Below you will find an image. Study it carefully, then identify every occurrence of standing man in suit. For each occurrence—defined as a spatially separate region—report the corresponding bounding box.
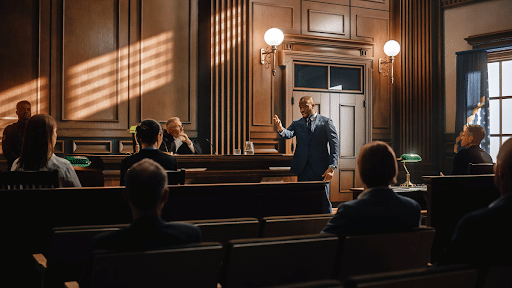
[159,117,202,154]
[274,96,339,213]
[2,100,31,170]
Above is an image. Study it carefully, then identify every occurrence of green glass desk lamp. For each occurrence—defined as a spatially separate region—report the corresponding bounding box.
[399,153,422,187]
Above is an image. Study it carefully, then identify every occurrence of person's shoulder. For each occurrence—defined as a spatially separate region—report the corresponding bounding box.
[2,122,16,134]
[162,222,202,239]
[49,154,73,167]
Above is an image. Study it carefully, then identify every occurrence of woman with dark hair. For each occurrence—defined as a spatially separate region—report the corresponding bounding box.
[11,114,81,187]
[120,119,177,185]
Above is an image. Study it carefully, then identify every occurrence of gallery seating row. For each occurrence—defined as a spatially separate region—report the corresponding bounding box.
[0,181,328,254]
[34,225,435,288]
[423,174,500,262]
[265,264,512,288]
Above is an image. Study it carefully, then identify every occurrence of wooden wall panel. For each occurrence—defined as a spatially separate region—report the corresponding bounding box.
[52,0,129,135]
[210,0,250,154]
[62,0,120,121]
[352,0,389,11]
[140,0,194,125]
[0,0,48,135]
[351,7,391,141]
[302,1,350,38]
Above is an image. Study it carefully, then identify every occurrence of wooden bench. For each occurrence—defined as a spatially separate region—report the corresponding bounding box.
[88,242,224,288]
[220,234,339,288]
[334,227,436,281]
[423,175,500,262]
[1,181,327,254]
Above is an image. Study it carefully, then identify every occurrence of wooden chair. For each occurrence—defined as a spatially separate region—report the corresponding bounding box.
[342,265,479,288]
[0,170,59,189]
[468,163,495,175]
[334,227,436,281]
[220,233,339,288]
[34,225,127,288]
[88,242,223,288]
[185,217,260,245]
[166,169,185,185]
[259,214,333,238]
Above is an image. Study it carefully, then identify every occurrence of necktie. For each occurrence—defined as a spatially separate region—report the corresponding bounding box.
[307,117,312,134]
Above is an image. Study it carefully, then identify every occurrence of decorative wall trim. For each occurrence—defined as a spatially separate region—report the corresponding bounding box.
[72,140,113,154]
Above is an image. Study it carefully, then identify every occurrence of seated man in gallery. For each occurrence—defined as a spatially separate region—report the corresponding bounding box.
[436,138,512,266]
[322,141,421,235]
[451,124,493,175]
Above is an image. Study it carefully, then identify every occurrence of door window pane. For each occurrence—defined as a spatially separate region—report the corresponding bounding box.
[503,60,512,96]
[330,66,361,91]
[488,62,500,97]
[294,65,327,89]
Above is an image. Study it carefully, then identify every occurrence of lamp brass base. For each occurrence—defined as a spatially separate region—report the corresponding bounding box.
[400,173,416,188]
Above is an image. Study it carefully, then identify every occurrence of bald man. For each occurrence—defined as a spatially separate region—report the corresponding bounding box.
[274,96,339,213]
[2,100,31,169]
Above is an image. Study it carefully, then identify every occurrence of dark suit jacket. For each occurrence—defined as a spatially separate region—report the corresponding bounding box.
[451,145,493,175]
[279,114,339,178]
[436,194,512,266]
[80,215,202,287]
[322,187,422,236]
[159,130,201,154]
[120,148,178,185]
[92,215,202,252]
[1,120,27,169]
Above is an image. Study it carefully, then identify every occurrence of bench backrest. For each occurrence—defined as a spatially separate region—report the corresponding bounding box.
[343,266,479,288]
[259,214,333,238]
[91,242,223,288]
[185,217,260,245]
[220,233,339,288]
[335,227,436,280]
[0,170,60,189]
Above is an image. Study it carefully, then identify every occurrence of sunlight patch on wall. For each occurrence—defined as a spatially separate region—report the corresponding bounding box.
[65,31,174,120]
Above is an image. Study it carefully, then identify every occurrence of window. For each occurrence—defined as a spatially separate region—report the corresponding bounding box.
[488,51,512,161]
[294,63,363,93]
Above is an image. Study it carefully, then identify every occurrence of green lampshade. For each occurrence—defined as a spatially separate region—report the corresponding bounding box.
[129,125,138,134]
[400,153,422,163]
[65,156,91,168]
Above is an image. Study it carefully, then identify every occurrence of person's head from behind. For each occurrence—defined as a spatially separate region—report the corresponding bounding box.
[16,100,31,122]
[136,119,163,148]
[125,158,169,217]
[357,141,398,189]
[461,124,486,148]
[495,138,512,196]
[19,114,57,170]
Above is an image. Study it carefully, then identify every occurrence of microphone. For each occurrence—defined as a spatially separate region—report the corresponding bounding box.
[206,138,216,155]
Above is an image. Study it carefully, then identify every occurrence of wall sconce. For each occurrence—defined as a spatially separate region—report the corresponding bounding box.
[261,28,284,76]
[379,40,401,83]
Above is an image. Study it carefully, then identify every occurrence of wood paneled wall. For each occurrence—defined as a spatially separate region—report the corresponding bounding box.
[392,0,442,175]
[210,0,250,155]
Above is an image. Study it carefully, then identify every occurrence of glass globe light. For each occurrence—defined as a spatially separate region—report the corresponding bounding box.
[383,40,400,57]
[264,28,284,46]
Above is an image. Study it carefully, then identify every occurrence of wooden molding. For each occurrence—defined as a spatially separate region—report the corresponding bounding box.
[465,29,512,49]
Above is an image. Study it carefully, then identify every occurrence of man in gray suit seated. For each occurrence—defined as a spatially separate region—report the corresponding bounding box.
[322,141,421,235]
[274,96,339,214]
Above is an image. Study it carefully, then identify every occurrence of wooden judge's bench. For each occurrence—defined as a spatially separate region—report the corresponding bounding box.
[73,154,296,186]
